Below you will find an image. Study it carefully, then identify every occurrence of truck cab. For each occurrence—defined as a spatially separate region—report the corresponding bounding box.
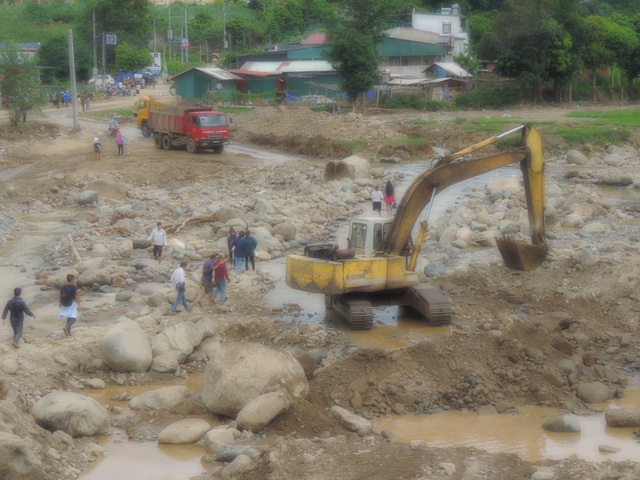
[349,217,394,257]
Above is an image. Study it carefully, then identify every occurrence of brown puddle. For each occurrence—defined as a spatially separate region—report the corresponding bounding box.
[80,373,207,479]
[374,390,640,463]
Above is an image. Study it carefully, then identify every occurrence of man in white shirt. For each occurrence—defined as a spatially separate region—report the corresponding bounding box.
[170,261,190,314]
[148,222,168,263]
[371,186,383,216]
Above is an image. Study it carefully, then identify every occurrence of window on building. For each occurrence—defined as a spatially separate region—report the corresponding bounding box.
[442,22,452,34]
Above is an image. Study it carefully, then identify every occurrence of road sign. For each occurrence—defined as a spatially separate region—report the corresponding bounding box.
[106,34,117,45]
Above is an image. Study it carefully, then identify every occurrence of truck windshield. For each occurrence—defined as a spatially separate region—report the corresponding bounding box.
[196,115,227,127]
[350,223,367,249]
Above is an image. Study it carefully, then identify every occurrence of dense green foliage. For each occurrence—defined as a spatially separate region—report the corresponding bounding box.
[0,47,45,127]
[2,0,640,107]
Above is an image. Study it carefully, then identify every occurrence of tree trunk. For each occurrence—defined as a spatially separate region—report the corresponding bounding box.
[592,69,597,104]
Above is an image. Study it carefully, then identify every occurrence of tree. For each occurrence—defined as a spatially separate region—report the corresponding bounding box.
[488,0,574,102]
[325,27,379,111]
[37,33,92,83]
[582,15,638,101]
[325,0,403,112]
[0,47,44,127]
[114,42,151,72]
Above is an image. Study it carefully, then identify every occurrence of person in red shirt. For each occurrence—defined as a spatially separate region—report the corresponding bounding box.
[212,253,231,305]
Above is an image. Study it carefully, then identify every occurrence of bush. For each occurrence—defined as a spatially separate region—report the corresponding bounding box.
[382,95,447,111]
[454,83,519,108]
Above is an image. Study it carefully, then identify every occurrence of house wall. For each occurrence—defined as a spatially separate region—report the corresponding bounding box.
[175,72,236,100]
[411,11,468,56]
[378,38,444,66]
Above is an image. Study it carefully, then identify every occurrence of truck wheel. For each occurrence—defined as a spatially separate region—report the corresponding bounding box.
[153,134,162,149]
[213,145,224,154]
[142,124,151,138]
[186,138,197,153]
[162,135,172,150]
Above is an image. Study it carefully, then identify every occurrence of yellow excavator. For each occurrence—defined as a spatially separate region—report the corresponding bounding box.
[286,124,548,329]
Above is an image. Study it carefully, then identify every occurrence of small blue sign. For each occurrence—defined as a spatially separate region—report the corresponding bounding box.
[106,34,117,45]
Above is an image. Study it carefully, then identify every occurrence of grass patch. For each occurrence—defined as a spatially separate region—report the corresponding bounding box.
[566,108,640,127]
[345,139,365,151]
[218,106,252,114]
[406,119,438,127]
[85,107,137,121]
[547,126,632,145]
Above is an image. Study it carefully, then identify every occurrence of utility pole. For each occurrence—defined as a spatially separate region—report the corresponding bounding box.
[67,29,79,128]
[92,0,104,80]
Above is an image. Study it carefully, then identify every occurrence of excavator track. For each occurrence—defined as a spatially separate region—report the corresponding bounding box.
[408,286,452,326]
[333,297,374,330]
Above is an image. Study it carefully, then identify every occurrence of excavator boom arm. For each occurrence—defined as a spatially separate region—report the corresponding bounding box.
[383,124,547,269]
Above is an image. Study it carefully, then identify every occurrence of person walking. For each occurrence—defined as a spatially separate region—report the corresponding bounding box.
[244,230,258,271]
[84,94,91,112]
[212,253,230,306]
[93,137,101,160]
[384,180,396,216]
[371,185,383,216]
[170,261,190,314]
[148,222,168,263]
[233,231,248,274]
[2,287,36,348]
[116,132,125,155]
[59,274,80,336]
[195,254,215,307]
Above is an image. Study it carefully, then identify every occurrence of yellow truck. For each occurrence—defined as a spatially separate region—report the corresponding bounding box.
[134,95,182,138]
[286,124,548,330]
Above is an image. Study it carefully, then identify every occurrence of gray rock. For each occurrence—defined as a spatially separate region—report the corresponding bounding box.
[129,385,191,411]
[566,150,589,165]
[0,431,45,480]
[157,418,211,444]
[100,319,152,373]
[576,382,610,403]
[75,190,99,205]
[604,409,640,428]
[330,405,372,436]
[213,444,263,462]
[542,414,581,433]
[201,343,308,417]
[32,391,108,437]
[236,391,292,431]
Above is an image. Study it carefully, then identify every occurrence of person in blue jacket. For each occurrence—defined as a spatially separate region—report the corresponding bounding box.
[233,231,248,274]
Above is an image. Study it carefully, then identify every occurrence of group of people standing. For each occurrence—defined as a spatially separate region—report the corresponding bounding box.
[226,227,258,275]
[167,225,260,315]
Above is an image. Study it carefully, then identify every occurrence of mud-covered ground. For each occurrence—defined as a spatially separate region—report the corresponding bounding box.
[0,96,639,480]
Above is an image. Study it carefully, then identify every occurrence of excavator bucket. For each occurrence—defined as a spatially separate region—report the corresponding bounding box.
[496,236,548,271]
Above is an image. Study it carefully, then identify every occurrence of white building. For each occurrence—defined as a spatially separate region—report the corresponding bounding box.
[411,4,468,59]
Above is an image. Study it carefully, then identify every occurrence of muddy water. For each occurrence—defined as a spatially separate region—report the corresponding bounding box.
[79,374,208,480]
[375,390,640,463]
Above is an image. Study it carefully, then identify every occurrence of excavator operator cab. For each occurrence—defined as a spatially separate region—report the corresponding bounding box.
[349,217,393,256]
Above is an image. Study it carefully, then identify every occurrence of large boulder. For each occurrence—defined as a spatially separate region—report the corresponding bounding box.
[605,409,640,428]
[157,418,211,444]
[32,391,108,437]
[151,321,203,358]
[236,391,292,431]
[74,190,99,205]
[129,385,191,411]
[576,382,610,404]
[201,343,308,417]
[77,268,112,287]
[566,149,589,166]
[542,414,581,433]
[100,319,153,372]
[0,432,45,480]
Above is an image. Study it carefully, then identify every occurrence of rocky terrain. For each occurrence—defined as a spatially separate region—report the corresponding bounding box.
[0,96,639,480]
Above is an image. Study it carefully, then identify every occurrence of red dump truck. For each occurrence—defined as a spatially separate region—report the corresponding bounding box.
[148,102,230,154]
